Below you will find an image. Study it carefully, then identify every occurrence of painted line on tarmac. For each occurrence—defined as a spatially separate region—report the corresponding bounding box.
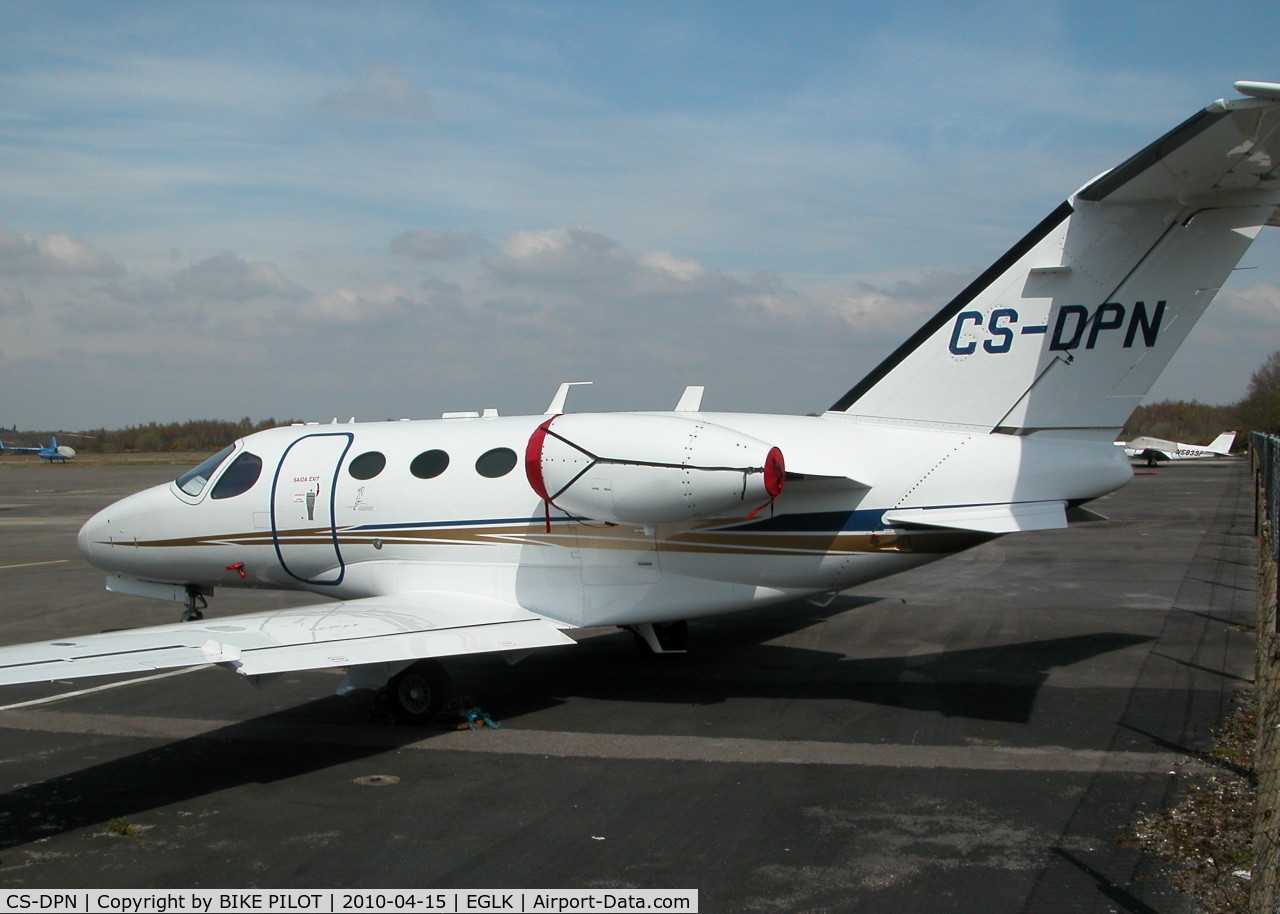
[0,667,209,711]
[0,518,83,526]
[0,559,69,569]
[406,728,1192,772]
[0,706,1196,773]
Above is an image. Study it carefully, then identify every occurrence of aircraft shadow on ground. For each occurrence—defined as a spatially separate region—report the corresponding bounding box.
[0,700,421,854]
[0,593,1153,853]
[484,625,1155,725]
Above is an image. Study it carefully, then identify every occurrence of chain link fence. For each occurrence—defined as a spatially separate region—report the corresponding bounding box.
[1253,432,1280,914]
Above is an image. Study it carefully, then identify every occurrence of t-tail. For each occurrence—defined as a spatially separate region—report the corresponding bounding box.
[828,81,1280,437]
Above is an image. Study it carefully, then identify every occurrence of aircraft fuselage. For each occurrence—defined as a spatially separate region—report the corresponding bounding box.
[77,411,1132,628]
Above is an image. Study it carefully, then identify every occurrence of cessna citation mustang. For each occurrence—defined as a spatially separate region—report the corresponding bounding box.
[3,81,1280,724]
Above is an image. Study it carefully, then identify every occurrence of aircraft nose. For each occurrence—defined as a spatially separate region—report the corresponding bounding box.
[77,484,174,571]
[77,504,112,569]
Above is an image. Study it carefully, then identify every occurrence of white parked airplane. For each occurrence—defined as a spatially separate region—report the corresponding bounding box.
[2,81,1280,723]
[1121,430,1237,465]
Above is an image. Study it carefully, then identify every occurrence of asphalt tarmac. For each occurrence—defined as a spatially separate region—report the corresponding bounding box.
[0,458,1257,912]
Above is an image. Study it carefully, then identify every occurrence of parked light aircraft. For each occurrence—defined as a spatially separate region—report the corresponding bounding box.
[1121,431,1237,466]
[2,81,1280,723]
[0,435,77,463]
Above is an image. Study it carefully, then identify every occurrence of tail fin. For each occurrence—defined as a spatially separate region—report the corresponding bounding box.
[830,83,1280,435]
[1207,431,1237,454]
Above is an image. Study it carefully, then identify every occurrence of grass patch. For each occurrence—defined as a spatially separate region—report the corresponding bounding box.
[107,817,141,838]
[1127,694,1256,914]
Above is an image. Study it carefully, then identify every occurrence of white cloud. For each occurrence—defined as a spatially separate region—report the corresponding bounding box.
[1217,281,1280,326]
[172,252,309,301]
[283,283,417,326]
[325,62,431,121]
[0,223,122,277]
[486,228,632,285]
[813,272,965,335]
[484,227,758,308]
[637,250,707,283]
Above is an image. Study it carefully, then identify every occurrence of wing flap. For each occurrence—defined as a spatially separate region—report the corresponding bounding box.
[233,617,573,676]
[0,592,576,686]
[883,500,1067,534]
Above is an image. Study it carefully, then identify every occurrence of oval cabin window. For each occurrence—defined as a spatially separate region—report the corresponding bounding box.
[475,447,517,478]
[410,449,450,479]
[348,451,387,480]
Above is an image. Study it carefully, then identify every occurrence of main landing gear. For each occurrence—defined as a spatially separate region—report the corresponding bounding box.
[377,659,452,725]
[181,585,206,622]
[626,620,689,654]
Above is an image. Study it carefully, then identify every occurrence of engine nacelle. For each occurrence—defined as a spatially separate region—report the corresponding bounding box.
[525,413,784,526]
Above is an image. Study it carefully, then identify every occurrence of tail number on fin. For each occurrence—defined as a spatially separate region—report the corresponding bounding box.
[948,301,1166,356]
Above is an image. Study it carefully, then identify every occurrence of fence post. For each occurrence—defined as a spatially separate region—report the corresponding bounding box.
[1251,433,1280,914]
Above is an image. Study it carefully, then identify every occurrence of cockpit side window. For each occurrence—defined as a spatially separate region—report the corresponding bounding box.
[176,445,236,497]
[211,452,263,499]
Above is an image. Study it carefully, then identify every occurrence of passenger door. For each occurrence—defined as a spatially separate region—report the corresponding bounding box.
[271,433,353,585]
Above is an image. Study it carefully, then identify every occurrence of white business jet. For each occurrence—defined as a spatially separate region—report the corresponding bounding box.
[1121,430,1237,465]
[3,81,1280,723]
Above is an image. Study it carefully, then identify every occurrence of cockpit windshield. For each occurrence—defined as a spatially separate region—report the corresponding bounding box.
[211,451,263,499]
[176,445,236,497]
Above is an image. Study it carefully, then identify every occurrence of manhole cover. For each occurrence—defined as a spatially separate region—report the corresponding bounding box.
[353,775,400,787]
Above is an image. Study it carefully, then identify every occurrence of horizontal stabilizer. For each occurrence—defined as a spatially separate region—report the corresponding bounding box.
[0,593,576,686]
[883,500,1068,534]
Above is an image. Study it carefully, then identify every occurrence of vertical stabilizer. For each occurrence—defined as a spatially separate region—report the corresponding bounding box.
[1207,431,1237,455]
[830,87,1280,435]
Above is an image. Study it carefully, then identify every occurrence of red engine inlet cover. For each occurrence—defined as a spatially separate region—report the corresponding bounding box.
[524,417,556,501]
[764,446,785,498]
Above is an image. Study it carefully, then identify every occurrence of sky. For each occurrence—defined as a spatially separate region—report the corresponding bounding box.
[3,1,1280,431]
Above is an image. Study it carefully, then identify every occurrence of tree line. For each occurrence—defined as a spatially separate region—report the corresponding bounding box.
[6,417,297,454]
[1121,350,1280,445]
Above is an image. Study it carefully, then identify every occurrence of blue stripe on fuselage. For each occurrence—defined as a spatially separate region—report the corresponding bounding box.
[348,510,890,536]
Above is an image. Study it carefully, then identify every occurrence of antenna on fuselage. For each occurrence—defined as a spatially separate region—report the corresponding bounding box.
[544,381,593,415]
[674,386,705,411]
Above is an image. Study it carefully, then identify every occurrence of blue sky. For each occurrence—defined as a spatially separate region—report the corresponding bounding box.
[2,0,1279,430]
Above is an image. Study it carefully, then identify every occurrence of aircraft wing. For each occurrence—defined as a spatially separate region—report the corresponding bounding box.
[0,592,577,686]
[882,500,1068,534]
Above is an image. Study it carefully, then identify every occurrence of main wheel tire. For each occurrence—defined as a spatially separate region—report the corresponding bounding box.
[386,660,451,725]
[654,620,689,652]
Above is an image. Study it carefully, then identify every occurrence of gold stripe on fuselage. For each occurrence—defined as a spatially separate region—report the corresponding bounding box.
[101,518,990,558]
